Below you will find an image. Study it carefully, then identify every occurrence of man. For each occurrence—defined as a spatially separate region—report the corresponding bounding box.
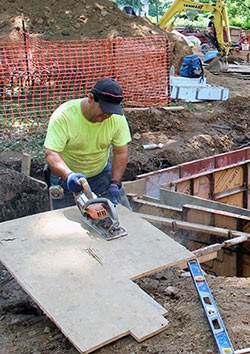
[123,6,136,16]
[207,16,216,38]
[44,77,131,210]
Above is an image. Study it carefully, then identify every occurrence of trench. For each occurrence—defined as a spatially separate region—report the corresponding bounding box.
[147,221,250,278]
[1,156,249,278]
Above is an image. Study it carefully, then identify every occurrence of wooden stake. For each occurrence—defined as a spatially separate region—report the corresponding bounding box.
[21,152,31,176]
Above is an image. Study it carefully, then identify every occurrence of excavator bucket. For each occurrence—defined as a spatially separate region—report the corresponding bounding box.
[206,57,229,74]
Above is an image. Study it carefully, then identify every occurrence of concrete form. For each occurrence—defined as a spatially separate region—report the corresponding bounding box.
[125,147,250,277]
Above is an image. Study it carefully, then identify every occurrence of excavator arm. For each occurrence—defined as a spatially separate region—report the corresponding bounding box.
[157,0,231,59]
[212,2,231,57]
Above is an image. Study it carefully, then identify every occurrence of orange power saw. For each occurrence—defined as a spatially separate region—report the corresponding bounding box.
[74,177,127,241]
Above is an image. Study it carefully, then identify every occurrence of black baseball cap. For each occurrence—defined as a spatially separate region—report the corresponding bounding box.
[90,78,124,115]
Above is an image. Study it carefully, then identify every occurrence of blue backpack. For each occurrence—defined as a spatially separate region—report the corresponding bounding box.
[179,54,204,78]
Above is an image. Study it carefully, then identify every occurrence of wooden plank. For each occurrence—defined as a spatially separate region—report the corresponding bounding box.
[0,206,194,354]
[162,106,185,111]
[138,213,250,239]
[130,197,182,219]
[183,204,250,223]
[141,214,245,238]
[242,252,250,277]
[223,235,249,248]
[193,175,210,199]
[214,166,244,194]
[214,213,237,230]
[176,180,191,194]
[204,249,237,277]
[242,220,250,233]
[215,149,248,168]
[124,179,146,196]
[184,203,250,231]
[194,251,218,264]
[124,107,150,112]
[227,64,250,73]
[184,208,212,226]
[160,189,250,217]
[178,251,219,269]
[180,157,215,178]
[217,192,243,208]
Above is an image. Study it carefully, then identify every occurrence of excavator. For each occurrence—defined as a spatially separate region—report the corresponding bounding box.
[157,0,232,71]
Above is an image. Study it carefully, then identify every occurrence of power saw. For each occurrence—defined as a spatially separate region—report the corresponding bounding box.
[74,177,127,241]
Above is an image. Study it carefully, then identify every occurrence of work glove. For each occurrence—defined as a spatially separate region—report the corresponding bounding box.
[108,181,122,205]
[66,172,87,193]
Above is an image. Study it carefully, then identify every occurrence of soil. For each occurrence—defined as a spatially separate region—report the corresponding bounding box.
[0,1,250,354]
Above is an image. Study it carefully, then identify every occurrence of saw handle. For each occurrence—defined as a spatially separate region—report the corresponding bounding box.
[78,177,94,199]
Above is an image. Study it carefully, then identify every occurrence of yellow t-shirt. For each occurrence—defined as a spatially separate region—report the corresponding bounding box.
[44,99,131,177]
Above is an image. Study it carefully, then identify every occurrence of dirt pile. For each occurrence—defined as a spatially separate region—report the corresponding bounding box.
[1,0,167,39]
[1,0,191,68]
[124,87,250,177]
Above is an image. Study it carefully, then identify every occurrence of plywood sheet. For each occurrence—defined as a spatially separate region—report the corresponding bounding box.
[214,166,243,194]
[193,175,210,199]
[217,192,243,208]
[176,180,190,194]
[0,206,193,353]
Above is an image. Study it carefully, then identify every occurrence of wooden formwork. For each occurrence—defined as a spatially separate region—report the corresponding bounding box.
[127,147,250,277]
[135,147,250,202]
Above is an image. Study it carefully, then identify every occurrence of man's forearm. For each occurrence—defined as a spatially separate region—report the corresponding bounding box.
[45,149,71,180]
[111,145,128,182]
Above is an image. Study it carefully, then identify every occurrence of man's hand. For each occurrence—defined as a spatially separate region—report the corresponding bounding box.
[108,181,122,205]
[66,172,87,193]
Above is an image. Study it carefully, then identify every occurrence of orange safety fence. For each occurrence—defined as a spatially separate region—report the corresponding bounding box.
[0,32,170,142]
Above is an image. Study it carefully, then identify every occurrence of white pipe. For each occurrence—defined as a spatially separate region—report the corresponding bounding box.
[235,349,250,354]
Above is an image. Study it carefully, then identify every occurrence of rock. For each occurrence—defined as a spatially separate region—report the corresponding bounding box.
[61,30,70,36]
[164,285,178,296]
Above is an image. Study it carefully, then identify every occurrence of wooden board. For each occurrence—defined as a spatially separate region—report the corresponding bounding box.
[0,205,194,353]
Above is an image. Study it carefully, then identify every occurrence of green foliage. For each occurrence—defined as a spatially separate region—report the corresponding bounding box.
[0,129,47,164]
[226,0,250,29]
[118,0,250,29]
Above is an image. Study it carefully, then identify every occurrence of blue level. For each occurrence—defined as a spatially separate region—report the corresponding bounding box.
[188,259,235,354]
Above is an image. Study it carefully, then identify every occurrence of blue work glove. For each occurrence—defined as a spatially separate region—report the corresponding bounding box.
[66,172,86,193]
[108,181,122,205]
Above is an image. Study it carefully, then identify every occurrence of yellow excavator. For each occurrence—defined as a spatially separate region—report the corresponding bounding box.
[157,0,231,70]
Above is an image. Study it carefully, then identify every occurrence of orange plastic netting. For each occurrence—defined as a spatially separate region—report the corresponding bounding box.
[0,33,170,140]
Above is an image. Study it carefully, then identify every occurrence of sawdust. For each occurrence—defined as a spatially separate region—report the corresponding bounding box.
[0,1,250,353]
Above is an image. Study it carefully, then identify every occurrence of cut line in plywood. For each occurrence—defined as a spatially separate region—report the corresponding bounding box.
[0,205,194,354]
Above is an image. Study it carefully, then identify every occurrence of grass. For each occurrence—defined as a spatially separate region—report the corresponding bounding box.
[182,102,210,112]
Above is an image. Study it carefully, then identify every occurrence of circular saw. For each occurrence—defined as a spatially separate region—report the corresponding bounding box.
[74,178,127,241]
